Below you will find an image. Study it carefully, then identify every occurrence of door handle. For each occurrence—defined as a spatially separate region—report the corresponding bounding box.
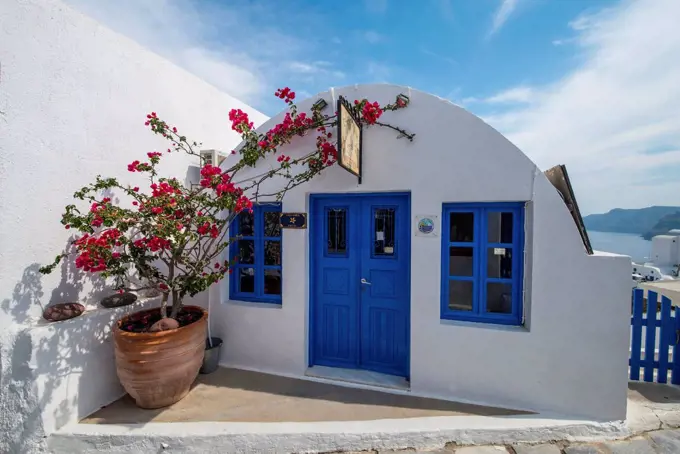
[361,278,372,285]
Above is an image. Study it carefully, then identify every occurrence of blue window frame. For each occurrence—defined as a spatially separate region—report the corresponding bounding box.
[441,202,524,325]
[229,203,282,304]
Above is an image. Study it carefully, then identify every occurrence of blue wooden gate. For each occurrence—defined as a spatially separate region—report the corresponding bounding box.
[630,288,680,384]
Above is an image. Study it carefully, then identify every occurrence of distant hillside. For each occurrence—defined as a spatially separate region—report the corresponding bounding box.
[584,206,680,236]
[643,212,680,240]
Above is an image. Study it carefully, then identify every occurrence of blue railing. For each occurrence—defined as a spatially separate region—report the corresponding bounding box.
[630,288,680,384]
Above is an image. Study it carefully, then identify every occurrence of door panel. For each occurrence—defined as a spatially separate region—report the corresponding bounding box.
[311,194,410,378]
[359,198,409,376]
[312,199,360,369]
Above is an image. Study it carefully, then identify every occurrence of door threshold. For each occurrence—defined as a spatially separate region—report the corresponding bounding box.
[305,366,410,391]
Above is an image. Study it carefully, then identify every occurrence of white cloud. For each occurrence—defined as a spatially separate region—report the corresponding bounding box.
[475,0,680,214]
[568,8,613,32]
[489,0,520,36]
[287,61,346,80]
[63,0,339,111]
[485,86,535,104]
[457,86,534,105]
[180,48,266,101]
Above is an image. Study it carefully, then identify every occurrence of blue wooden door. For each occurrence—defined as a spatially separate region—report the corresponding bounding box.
[311,194,410,378]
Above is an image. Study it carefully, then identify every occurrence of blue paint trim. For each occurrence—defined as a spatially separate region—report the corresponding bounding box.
[630,289,643,380]
[644,291,658,382]
[658,295,672,383]
[440,202,525,326]
[229,203,282,304]
[673,306,680,385]
[308,192,411,378]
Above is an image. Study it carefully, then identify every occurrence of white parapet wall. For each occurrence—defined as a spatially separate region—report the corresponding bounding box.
[0,0,267,452]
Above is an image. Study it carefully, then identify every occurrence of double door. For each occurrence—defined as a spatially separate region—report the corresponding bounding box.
[310,193,410,378]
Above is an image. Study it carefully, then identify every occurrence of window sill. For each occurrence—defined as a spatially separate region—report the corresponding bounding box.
[223,299,282,309]
[439,317,528,333]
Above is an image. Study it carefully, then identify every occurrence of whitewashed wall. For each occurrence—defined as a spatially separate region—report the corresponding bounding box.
[209,84,632,422]
[0,0,266,451]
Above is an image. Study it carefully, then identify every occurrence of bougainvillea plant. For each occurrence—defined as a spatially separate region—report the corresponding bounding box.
[39,87,414,331]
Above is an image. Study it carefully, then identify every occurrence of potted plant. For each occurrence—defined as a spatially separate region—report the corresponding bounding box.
[39,88,412,408]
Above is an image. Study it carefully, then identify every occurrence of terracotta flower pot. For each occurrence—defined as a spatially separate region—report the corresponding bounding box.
[113,305,207,409]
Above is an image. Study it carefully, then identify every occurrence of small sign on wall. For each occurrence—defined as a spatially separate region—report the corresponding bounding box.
[415,215,438,237]
[280,213,307,229]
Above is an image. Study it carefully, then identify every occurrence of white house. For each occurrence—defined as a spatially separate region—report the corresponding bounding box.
[1,0,632,452]
[208,84,632,423]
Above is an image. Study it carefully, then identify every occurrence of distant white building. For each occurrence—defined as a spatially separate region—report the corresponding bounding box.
[651,234,680,267]
[631,231,680,282]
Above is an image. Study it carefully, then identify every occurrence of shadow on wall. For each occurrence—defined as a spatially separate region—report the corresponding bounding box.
[0,239,136,453]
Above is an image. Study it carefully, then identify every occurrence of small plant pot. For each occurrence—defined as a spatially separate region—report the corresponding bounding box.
[200,337,223,375]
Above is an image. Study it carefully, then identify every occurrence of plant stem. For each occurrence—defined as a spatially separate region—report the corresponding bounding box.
[160,292,168,318]
[170,290,180,318]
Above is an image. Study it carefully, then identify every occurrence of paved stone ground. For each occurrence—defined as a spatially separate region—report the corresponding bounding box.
[320,382,680,454]
[331,427,680,453]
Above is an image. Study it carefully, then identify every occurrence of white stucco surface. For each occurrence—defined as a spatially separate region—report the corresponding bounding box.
[210,84,632,423]
[48,416,627,454]
[0,0,266,452]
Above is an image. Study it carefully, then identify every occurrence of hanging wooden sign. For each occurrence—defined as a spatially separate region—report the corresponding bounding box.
[337,96,363,184]
[280,213,307,229]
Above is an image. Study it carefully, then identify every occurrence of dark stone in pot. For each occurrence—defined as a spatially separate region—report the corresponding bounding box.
[101,292,138,308]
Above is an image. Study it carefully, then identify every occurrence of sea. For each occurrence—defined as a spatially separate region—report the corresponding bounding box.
[588,230,652,263]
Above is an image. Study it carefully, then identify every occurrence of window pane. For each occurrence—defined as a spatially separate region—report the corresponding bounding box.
[486,282,513,314]
[327,208,347,254]
[449,247,474,276]
[448,280,473,311]
[239,211,254,236]
[238,240,255,264]
[239,268,255,293]
[487,212,514,243]
[264,240,281,266]
[487,247,512,279]
[264,212,281,237]
[264,269,282,295]
[374,208,396,255]
[450,212,474,242]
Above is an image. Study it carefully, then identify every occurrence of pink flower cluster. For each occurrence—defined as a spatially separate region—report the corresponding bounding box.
[359,100,383,125]
[258,111,314,152]
[229,109,253,132]
[199,164,243,198]
[132,236,171,252]
[275,87,296,104]
[73,228,121,272]
[197,222,219,239]
[150,181,181,198]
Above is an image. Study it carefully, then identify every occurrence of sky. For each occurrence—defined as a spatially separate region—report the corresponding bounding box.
[65,0,680,215]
